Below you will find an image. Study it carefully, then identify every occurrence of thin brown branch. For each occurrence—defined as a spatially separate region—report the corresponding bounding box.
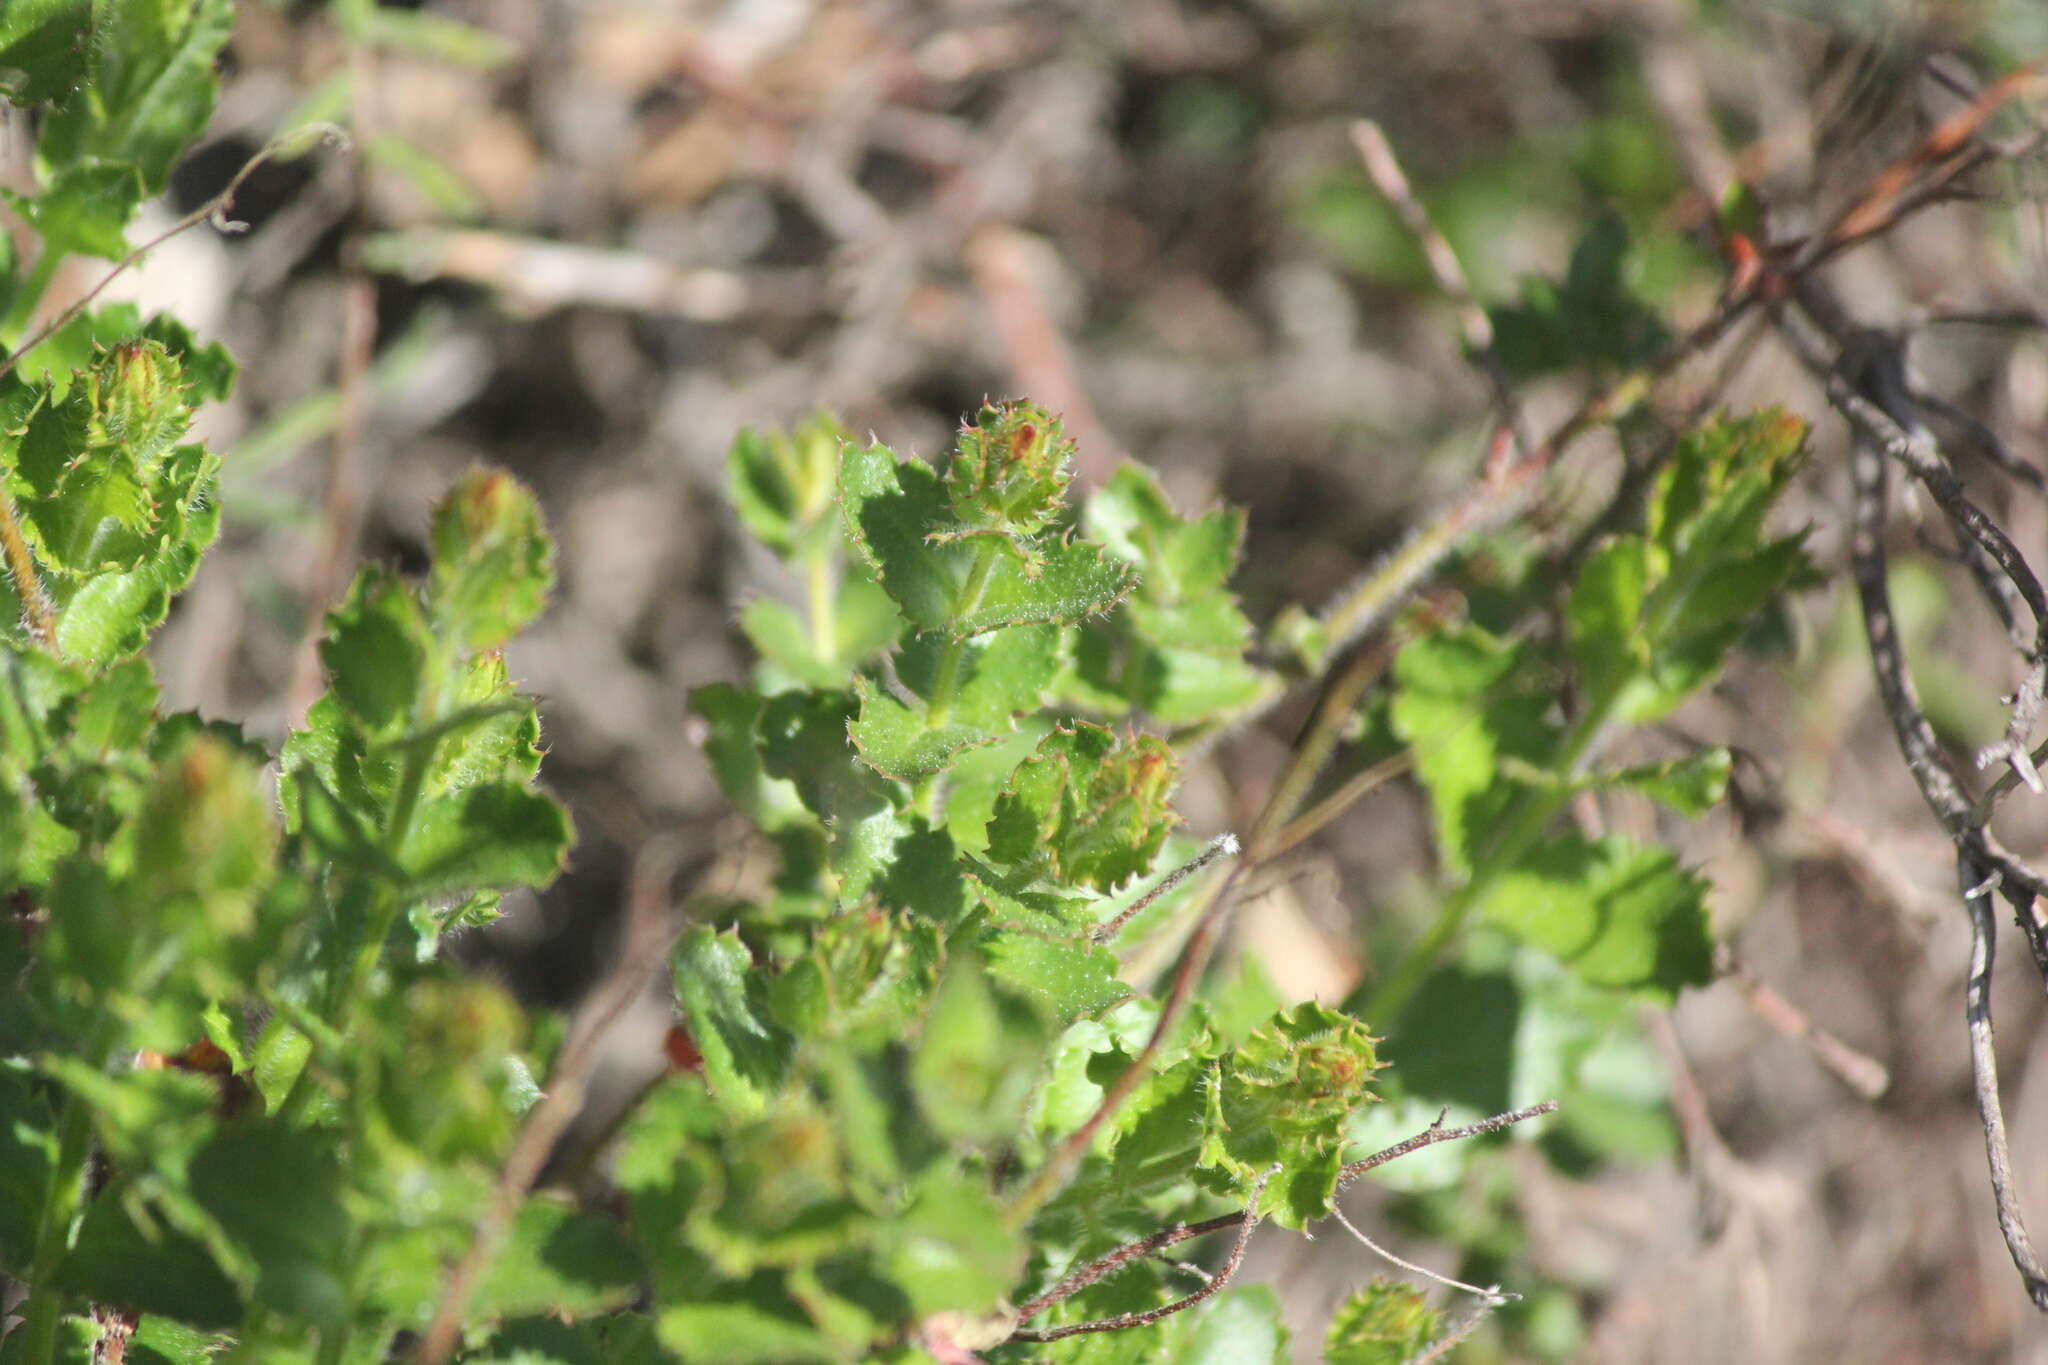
[1714,946,1891,1100]
[1337,1101,1558,1188]
[1257,752,1413,865]
[1006,1165,1275,1344]
[1349,119,1529,455]
[413,841,685,1365]
[1794,57,2048,270]
[1405,1297,1503,1365]
[1008,1102,1556,1331]
[0,124,344,390]
[1092,833,1240,945]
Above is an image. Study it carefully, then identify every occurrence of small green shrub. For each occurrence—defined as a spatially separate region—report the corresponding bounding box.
[0,7,1825,1364]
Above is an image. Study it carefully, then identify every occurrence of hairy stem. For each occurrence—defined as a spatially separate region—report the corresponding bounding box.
[0,485,56,649]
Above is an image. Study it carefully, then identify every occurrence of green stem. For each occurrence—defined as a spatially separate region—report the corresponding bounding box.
[806,553,837,664]
[18,1087,95,1365]
[0,247,64,351]
[923,541,1002,729]
[0,484,56,649]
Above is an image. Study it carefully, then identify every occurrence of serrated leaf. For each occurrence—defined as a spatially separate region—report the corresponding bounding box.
[1323,1280,1442,1365]
[8,161,137,259]
[1570,412,1812,724]
[0,1063,56,1269]
[396,782,571,894]
[188,1120,351,1328]
[984,931,1131,1021]
[953,540,1135,636]
[838,440,957,628]
[657,1291,835,1365]
[1197,1002,1383,1227]
[882,1168,1023,1316]
[1477,834,1713,995]
[728,417,846,558]
[428,467,555,651]
[128,1316,231,1365]
[318,569,429,737]
[674,927,791,1116]
[847,676,993,783]
[983,723,1179,893]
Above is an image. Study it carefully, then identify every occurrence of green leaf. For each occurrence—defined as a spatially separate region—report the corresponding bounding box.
[983,723,1179,893]
[1477,834,1714,995]
[128,1317,231,1365]
[882,1168,1023,1316]
[56,1200,241,1328]
[318,569,429,737]
[0,0,91,104]
[838,440,957,628]
[984,931,1130,1021]
[396,782,572,895]
[468,1200,643,1320]
[1491,211,1669,380]
[1323,1281,1442,1365]
[657,1285,836,1365]
[427,467,556,651]
[8,161,138,259]
[188,1120,351,1329]
[910,954,1049,1144]
[1568,412,1811,724]
[1592,748,1731,817]
[674,927,791,1116]
[37,0,233,197]
[846,675,993,783]
[953,540,1135,637]
[0,1063,55,1268]
[1198,1002,1383,1227]
[1390,626,1554,878]
[727,418,846,558]
[1168,1286,1289,1365]
[840,437,1133,635]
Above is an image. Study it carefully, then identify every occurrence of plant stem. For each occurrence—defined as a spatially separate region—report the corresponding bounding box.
[0,484,56,649]
[18,1088,94,1365]
[923,541,1002,728]
[806,552,836,663]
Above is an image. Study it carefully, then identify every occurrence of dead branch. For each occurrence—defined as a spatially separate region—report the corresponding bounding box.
[1834,390,2048,1307]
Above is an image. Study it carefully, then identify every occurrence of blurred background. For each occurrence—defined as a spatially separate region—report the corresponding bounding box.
[37,0,2048,1359]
